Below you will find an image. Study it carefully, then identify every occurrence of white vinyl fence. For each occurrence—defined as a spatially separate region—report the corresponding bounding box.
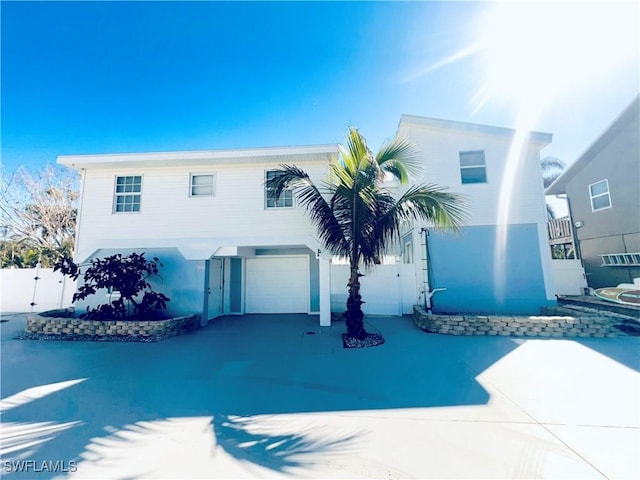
[550,259,588,296]
[0,267,76,313]
[1,264,417,316]
[330,264,417,315]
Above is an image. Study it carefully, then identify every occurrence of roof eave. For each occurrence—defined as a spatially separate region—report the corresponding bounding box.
[57,144,339,169]
[544,95,639,196]
[398,114,553,146]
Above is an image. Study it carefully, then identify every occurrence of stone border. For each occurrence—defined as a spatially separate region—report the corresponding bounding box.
[413,306,629,338]
[24,309,200,342]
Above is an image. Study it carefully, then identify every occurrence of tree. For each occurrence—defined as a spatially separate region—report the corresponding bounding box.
[0,164,78,266]
[55,252,170,320]
[0,237,45,268]
[268,128,467,343]
[541,156,566,219]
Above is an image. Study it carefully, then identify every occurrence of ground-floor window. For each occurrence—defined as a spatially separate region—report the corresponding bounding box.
[403,241,413,264]
[551,243,576,259]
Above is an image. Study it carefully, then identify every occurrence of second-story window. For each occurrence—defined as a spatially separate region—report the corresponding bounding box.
[459,150,487,184]
[265,170,293,208]
[190,173,216,197]
[589,179,611,211]
[114,175,142,213]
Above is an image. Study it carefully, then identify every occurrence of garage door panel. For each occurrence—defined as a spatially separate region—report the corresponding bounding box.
[246,257,308,313]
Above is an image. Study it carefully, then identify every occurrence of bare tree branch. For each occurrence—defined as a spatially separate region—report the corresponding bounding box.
[1,164,78,263]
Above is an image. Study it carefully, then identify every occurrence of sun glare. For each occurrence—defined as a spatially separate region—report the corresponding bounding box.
[474,2,639,117]
[470,2,639,298]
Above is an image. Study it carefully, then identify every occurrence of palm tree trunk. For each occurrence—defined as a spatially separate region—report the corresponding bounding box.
[345,267,366,339]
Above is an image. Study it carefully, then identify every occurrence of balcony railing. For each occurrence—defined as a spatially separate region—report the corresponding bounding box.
[547,216,577,259]
[548,216,573,244]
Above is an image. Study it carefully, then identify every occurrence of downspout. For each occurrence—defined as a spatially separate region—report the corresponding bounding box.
[565,195,589,294]
[564,196,583,261]
[420,227,446,313]
[73,168,87,262]
[420,228,431,312]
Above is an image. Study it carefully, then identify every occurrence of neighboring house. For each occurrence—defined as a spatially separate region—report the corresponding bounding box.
[58,115,556,326]
[546,96,640,289]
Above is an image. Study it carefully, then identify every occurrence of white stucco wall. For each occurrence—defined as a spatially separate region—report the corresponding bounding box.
[72,248,207,319]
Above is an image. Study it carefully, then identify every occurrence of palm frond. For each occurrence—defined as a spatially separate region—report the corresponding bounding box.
[375,136,421,184]
[372,184,469,254]
[541,156,566,173]
[338,128,370,176]
[541,156,566,188]
[269,128,468,273]
[266,165,350,257]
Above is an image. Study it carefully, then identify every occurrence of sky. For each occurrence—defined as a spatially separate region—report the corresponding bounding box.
[1,1,639,177]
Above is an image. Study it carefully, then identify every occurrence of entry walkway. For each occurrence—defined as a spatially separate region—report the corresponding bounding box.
[1,313,638,478]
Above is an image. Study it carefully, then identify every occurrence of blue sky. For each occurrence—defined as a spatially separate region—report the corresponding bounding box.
[2,1,638,174]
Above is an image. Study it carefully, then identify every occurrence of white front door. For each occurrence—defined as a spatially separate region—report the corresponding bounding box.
[245,256,308,313]
[207,258,223,320]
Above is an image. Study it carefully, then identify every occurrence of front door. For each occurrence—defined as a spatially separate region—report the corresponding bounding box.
[207,258,223,320]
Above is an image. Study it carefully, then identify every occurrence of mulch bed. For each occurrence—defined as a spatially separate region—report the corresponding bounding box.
[342,333,385,349]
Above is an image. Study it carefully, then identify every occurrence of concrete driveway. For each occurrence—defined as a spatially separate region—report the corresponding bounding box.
[1,312,638,479]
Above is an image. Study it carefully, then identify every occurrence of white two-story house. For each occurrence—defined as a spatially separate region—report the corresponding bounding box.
[58,115,556,326]
[397,115,555,314]
[59,145,336,326]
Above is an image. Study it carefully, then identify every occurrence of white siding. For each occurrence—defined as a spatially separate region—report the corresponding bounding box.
[75,162,329,261]
[397,122,548,227]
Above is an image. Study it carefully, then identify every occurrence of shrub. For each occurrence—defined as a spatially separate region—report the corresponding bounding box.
[54,252,170,320]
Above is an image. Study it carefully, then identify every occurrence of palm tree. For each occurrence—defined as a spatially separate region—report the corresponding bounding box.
[541,156,566,219]
[268,128,467,342]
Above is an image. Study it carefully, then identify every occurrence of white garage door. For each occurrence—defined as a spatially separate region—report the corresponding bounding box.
[245,256,308,313]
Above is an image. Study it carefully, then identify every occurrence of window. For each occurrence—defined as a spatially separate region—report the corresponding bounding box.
[402,241,413,264]
[551,243,576,260]
[589,179,611,211]
[190,173,215,197]
[459,150,487,184]
[265,170,293,208]
[114,175,142,213]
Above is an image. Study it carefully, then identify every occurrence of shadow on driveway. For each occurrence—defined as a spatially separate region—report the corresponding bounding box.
[1,314,522,477]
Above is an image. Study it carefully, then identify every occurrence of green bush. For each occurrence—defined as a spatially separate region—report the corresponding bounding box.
[55,252,170,320]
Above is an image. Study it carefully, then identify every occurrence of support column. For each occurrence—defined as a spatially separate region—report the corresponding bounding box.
[319,256,331,326]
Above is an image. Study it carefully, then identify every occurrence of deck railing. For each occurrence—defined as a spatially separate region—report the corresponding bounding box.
[548,216,573,243]
[547,216,577,259]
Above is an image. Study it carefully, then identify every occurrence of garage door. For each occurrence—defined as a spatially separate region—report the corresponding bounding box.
[245,256,308,313]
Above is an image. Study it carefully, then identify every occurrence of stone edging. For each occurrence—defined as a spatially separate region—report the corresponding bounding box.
[24,309,200,342]
[413,306,629,338]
